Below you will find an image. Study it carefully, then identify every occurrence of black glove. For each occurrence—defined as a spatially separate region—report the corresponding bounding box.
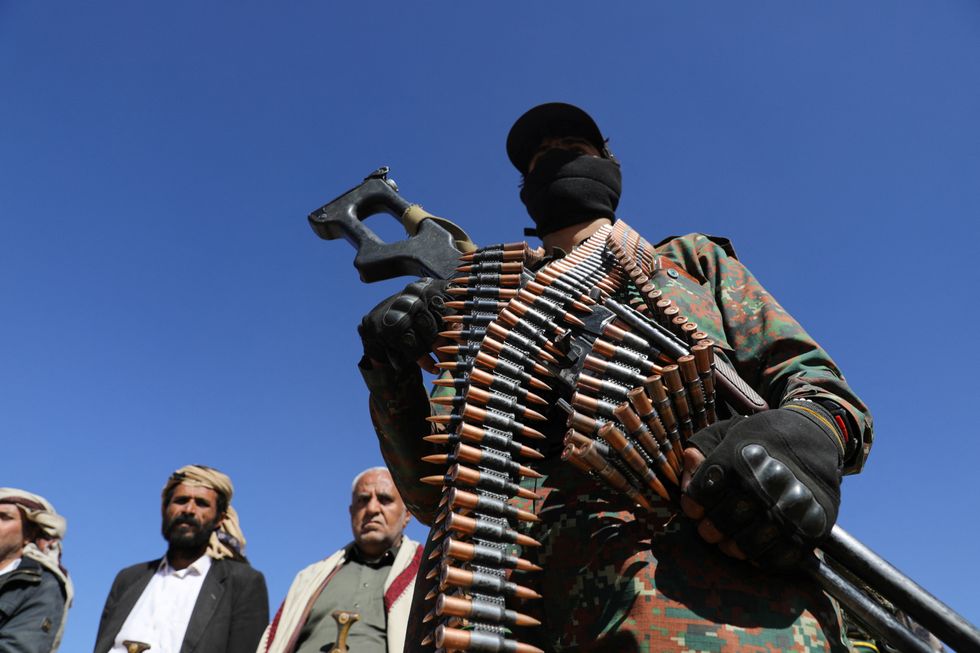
[358,278,449,372]
[685,401,844,568]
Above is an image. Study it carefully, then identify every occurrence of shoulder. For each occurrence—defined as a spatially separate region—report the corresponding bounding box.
[213,558,266,584]
[33,566,67,607]
[112,559,159,585]
[292,547,349,582]
[653,233,739,260]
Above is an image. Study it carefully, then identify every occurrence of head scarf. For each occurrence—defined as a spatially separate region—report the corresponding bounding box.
[0,488,73,650]
[161,464,247,561]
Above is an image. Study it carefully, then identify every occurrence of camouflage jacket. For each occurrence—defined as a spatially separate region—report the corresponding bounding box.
[359,228,874,652]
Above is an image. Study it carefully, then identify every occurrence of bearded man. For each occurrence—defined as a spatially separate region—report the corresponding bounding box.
[94,464,269,653]
[0,488,72,653]
[258,467,422,653]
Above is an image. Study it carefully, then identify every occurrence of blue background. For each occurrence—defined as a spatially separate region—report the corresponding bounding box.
[2,2,978,651]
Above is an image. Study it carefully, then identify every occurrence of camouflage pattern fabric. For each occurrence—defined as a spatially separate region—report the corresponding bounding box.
[359,228,874,652]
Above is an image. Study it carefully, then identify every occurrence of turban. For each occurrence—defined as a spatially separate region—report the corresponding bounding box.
[0,488,73,650]
[161,464,247,561]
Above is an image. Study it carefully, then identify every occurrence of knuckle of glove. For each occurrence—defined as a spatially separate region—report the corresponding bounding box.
[739,444,828,541]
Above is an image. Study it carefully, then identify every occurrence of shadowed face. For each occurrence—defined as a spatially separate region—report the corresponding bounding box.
[349,470,410,558]
[0,504,27,564]
[162,483,222,551]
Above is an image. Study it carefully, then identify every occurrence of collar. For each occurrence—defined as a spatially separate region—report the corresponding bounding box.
[346,540,401,567]
[0,557,22,577]
[159,552,213,578]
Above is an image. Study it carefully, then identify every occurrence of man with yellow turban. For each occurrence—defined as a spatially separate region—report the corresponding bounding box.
[0,487,71,653]
[93,465,269,653]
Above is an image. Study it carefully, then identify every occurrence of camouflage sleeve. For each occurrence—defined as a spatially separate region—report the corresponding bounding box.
[658,234,874,473]
[359,357,443,524]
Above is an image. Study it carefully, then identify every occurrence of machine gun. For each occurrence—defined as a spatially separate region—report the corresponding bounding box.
[309,168,980,653]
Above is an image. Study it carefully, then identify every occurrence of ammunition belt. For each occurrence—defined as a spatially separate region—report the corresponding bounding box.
[418,221,734,652]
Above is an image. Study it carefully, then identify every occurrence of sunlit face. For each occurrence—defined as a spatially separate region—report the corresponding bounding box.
[162,483,222,550]
[349,470,410,558]
[527,136,602,173]
[0,504,27,563]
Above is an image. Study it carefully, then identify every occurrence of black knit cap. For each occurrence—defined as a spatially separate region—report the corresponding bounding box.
[506,102,607,175]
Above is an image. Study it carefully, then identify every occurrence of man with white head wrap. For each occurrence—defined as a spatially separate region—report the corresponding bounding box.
[0,487,71,653]
[93,465,269,653]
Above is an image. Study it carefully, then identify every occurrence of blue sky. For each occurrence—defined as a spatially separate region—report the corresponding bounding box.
[2,2,978,651]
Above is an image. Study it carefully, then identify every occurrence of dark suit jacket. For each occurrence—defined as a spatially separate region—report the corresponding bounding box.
[93,557,269,653]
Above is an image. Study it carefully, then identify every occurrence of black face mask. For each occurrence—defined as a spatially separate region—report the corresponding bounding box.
[519,149,622,238]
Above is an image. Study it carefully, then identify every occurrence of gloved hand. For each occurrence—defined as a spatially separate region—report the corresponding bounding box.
[358,278,449,373]
[680,401,844,568]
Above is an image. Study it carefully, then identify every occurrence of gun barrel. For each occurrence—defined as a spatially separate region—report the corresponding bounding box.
[807,556,935,653]
[822,525,980,652]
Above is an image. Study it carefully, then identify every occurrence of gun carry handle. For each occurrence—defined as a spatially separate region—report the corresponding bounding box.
[308,167,463,282]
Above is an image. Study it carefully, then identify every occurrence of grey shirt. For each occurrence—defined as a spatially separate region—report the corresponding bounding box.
[294,544,398,653]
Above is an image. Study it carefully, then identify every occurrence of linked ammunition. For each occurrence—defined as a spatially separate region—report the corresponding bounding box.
[421,444,541,480]
[577,371,629,402]
[524,280,593,313]
[427,404,545,440]
[486,322,560,364]
[446,487,539,523]
[613,401,678,485]
[583,354,646,387]
[455,260,524,274]
[438,327,487,343]
[444,512,540,548]
[441,313,496,327]
[643,376,683,463]
[662,365,694,441]
[574,441,652,510]
[599,423,669,501]
[591,338,659,374]
[436,625,545,653]
[445,298,508,313]
[437,594,542,628]
[450,273,522,288]
[571,391,619,420]
[421,463,537,500]
[627,388,681,475]
[460,245,527,264]
[601,321,662,358]
[692,342,717,423]
[498,307,566,350]
[439,536,542,572]
[445,285,518,300]
[423,429,542,461]
[453,368,547,406]
[564,428,611,459]
[515,289,588,328]
[473,351,552,392]
[678,355,708,430]
[565,409,602,438]
[562,443,593,473]
[440,562,542,599]
[433,386,546,422]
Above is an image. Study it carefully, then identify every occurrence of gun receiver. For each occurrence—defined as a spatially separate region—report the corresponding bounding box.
[308,167,467,282]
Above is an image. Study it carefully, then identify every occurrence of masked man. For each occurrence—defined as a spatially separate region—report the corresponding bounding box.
[0,488,72,653]
[259,467,422,653]
[94,465,269,653]
[356,103,874,652]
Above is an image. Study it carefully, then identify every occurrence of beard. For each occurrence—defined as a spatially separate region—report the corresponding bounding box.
[162,514,217,552]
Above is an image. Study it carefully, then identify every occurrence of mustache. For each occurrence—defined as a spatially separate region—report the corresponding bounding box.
[168,514,202,531]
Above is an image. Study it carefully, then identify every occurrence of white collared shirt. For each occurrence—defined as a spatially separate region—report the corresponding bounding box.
[110,554,213,653]
[0,557,21,577]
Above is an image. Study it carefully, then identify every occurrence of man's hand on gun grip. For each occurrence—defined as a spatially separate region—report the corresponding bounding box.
[680,402,845,569]
[358,278,450,374]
